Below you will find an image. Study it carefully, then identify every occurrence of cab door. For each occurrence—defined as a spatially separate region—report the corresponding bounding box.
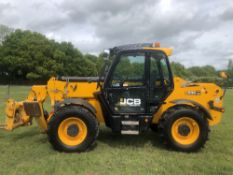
[104,51,147,114]
[148,52,174,112]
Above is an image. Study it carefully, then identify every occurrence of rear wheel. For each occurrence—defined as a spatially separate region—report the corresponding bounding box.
[159,108,209,152]
[48,106,99,152]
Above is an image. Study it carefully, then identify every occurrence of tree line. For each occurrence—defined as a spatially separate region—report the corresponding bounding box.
[0,27,103,84]
[0,25,232,86]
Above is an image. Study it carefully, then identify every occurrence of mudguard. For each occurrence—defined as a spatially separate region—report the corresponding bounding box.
[54,98,96,115]
[170,99,212,120]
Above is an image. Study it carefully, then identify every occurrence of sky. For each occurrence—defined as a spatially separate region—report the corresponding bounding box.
[0,0,233,69]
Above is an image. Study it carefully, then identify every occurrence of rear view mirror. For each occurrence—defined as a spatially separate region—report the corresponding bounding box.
[219,71,229,80]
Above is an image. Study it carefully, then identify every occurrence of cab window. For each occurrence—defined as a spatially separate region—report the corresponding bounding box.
[150,56,162,87]
[111,53,145,87]
[160,56,171,86]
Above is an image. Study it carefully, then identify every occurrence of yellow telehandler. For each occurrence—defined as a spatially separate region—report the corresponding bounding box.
[0,43,225,152]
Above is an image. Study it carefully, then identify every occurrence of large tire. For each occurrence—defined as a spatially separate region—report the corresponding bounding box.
[47,106,99,152]
[159,108,209,152]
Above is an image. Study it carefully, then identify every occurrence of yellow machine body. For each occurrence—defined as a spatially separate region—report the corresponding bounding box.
[1,47,224,133]
[2,74,224,132]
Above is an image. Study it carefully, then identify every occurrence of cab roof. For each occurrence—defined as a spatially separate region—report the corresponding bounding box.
[111,43,173,56]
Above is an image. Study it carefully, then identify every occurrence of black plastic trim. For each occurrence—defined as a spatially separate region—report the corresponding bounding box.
[170,99,213,120]
[57,76,99,82]
[94,91,112,127]
[55,98,96,115]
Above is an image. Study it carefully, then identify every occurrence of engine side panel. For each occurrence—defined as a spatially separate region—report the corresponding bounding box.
[152,77,224,126]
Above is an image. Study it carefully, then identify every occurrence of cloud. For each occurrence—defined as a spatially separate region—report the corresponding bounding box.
[0,0,233,69]
[220,6,233,21]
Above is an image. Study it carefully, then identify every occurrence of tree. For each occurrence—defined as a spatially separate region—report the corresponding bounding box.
[0,24,14,44]
[226,59,233,87]
[83,54,98,76]
[187,65,217,77]
[96,52,106,74]
[0,29,97,83]
[170,62,190,78]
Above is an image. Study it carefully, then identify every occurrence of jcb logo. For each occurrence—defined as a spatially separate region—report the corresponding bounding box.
[120,98,141,107]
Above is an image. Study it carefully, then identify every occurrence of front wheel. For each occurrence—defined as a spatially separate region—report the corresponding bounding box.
[159,108,209,152]
[47,106,99,152]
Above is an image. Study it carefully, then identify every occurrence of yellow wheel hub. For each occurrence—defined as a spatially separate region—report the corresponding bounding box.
[58,117,87,146]
[171,117,200,145]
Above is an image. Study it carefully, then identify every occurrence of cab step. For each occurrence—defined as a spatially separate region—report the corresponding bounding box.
[121,120,139,135]
[110,115,152,134]
[121,130,139,135]
[121,121,139,125]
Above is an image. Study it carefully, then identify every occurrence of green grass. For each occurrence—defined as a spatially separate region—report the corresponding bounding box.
[0,86,233,175]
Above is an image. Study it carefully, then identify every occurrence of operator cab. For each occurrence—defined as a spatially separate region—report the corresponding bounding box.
[96,43,174,134]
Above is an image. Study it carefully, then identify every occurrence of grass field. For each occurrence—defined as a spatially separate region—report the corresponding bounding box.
[0,86,233,175]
